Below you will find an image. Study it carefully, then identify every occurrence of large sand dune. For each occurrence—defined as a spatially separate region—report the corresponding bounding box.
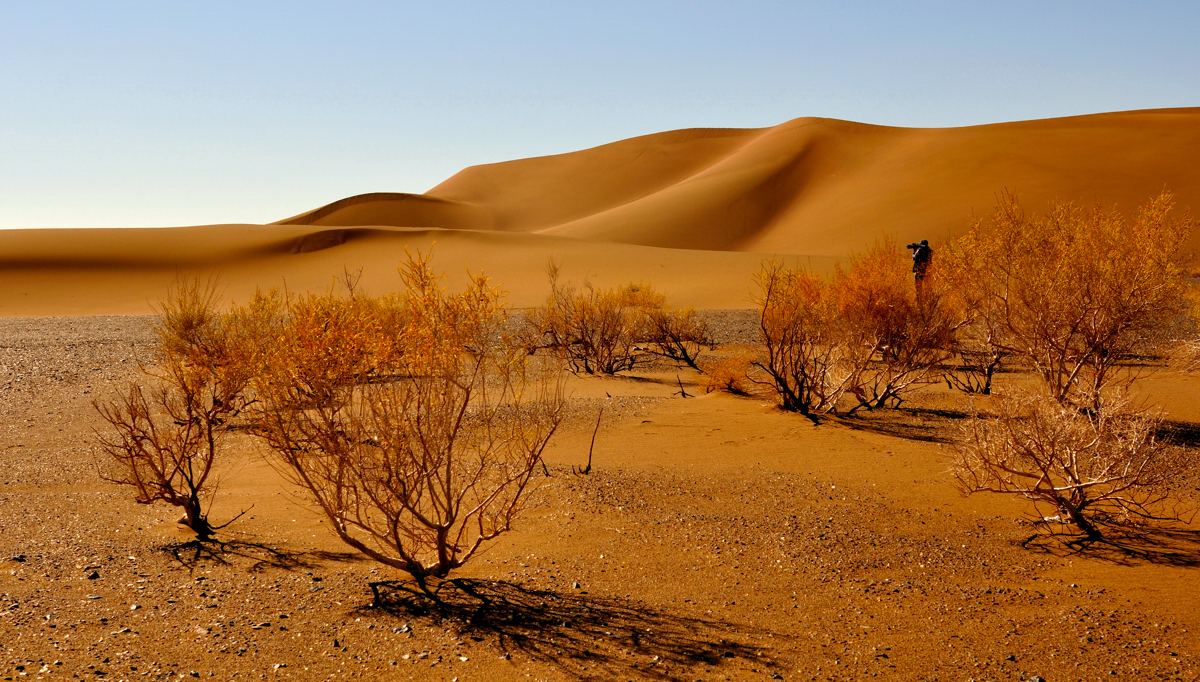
[4,107,1198,315]
[290,107,1200,254]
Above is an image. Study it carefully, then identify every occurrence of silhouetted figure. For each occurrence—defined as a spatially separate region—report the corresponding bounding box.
[907,239,932,299]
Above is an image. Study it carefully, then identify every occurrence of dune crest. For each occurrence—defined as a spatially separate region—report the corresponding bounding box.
[276,192,493,231]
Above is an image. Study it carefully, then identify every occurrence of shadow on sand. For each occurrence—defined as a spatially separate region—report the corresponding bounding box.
[835,406,970,444]
[164,538,362,573]
[362,578,780,680]
[1022,523,1200,568]
[1157,418,1200,448]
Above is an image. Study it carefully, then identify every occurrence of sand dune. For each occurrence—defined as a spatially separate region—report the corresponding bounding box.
[277,192,494,231]
[0,224,790,315]
[297,107,1200,254]
[3,107,1198,315]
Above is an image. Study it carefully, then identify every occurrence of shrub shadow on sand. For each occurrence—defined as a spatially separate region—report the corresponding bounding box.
[1157,418,1200,448]
[835,406,970,444]
[164,538,362,573]
[363,578,779,680]
[1022,524,1200,568]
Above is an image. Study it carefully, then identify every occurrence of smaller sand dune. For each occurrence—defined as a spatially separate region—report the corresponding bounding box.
[276,192,493,231]
[0,224,796,316]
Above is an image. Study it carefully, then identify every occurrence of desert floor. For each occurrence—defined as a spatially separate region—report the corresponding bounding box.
[2,313,1198,681]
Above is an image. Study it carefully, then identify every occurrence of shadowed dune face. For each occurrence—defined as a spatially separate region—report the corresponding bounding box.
[427,127,760,235]
[276,192,495,231]
[3,108,1198,315]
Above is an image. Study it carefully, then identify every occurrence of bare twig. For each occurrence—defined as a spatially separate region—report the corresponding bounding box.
[675,374,692,399]
[572,407,604,476]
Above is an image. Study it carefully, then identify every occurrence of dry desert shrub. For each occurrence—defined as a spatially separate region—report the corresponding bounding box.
[243,256,565,593]
[530,264,654,374]
[1173,338,1200,373]
[754,246,956,416]
[95,279,252,539]
[232,286,409,406]
[948,191,1191,411]
[1168,285,1200,372]
[753,260,846,415]
[644,305,715,371]
[953,390,1186,540]
[937,242,1007,395]
[832,241,957,413]
[528,263,713,374]
[702,353,754,396]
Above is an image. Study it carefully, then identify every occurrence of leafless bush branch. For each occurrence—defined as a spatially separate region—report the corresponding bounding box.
[753,244,956,416]
[953,390,1189,540]
[644,306,715,371]
[95,278,251,539]
[244,255,565,591]
[527,263,713,374]
[833,242,957,414]
[946,191,1192,411]
[752,260,851,416]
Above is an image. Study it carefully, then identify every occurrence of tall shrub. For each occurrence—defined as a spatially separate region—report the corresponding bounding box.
[949,192,1191,411]
[245,256,565,594]
[95,279,251,539]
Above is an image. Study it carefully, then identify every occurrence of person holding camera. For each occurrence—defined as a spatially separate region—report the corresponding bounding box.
[907,239,932,300]
[907,239,932,281]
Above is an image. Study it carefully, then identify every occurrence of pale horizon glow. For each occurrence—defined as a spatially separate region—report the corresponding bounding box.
[2,2,1197,229]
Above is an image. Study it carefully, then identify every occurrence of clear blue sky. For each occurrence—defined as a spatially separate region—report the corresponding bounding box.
[2,1,1197,228]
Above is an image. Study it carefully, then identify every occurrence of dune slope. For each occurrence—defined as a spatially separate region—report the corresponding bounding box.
[291,107,1200,255]
[0,225,782,315]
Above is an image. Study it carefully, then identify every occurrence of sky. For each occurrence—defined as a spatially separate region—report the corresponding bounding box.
[2,1,1197,229]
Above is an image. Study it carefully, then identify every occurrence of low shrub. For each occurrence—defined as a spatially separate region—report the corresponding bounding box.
[946,191,1191,411]
[529,264,715,374]
[953,390,1186,539]
[703,354,754,396]
[754,243,956,416]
